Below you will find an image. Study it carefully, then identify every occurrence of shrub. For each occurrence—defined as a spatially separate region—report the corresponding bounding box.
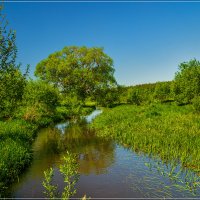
[0,119,37,144]
[174,59,200,104]
[154,81,172,102]
[192,96,200,113]
[23,80,59,110]
[127,88,141,105]
[0,138,32,187]
[15,80,59,125]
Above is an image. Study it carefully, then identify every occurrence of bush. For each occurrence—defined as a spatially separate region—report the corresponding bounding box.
[60,94,83,117]
[0,119,37,144]
[94,87,119,108]
[174,59,200,104]
[15,80,60,126]
[23,80,59,110]
[192,96,200,113]
[154,81,172,102]
[0,138,32,187]
[124,83,157,105]
[127,88,141,105]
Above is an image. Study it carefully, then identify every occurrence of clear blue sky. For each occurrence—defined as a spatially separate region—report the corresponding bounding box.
[3,1,200,86]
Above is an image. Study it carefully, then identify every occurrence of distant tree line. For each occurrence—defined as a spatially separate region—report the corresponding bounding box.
[117,61,200,112]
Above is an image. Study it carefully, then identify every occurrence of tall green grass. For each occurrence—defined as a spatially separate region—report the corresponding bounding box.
[0,106,95,196]
[91,104,200,173]
[0,120,37,195]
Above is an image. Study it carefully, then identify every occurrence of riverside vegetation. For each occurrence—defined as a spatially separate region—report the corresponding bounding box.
[91,104,200,174]
[0,5,113,195]
[0,3,200,198]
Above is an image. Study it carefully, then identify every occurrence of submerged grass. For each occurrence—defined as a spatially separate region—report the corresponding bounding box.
[91,103,200,173]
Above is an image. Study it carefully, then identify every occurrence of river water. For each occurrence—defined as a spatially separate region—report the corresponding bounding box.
[8,110,200,198]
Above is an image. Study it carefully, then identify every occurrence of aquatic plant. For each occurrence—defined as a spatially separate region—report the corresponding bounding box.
[43,167,58,199]
[43,151,80,200]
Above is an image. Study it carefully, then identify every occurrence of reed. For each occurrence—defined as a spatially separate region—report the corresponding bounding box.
[91,103,200,173]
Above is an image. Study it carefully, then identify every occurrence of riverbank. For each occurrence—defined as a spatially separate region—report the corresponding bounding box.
[91,103,200,174]
[8,108,200,198]
[0,105,94,196]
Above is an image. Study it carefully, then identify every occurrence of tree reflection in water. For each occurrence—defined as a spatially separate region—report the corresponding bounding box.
[31,118,115,178]
[61,119,115,175]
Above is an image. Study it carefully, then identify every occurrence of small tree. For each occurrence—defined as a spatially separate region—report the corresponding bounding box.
[0,5,28,119]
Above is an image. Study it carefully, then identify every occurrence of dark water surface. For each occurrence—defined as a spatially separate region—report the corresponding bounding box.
[8,110,200,198]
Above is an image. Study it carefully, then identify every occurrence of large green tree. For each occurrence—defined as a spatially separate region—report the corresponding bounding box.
[0,5,27,119]
[35,46,117,101]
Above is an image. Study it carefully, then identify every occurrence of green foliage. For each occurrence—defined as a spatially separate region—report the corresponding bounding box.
[35,46,117,101]
[59,94,84,117]
[91,104,200,174]
[145,104,162,118]
[127,88,142,105]
[95,86,120,107]
[81,107,94,116]
[0,138,32,187]
[154,81,172,102]
[23,80,59,110]
[117,85,128,103]
[60,152,79,199]
[0,119,37,191]
[0,5,27,119]
[124,82,157,105]
[43,167,58,199]
[0,5,17,71]
[43,151,80,199]
[192,96,200,113]
[174,59,200,104]
[119,81,174,106]
[0,119,37,144]
[16,80,59,125]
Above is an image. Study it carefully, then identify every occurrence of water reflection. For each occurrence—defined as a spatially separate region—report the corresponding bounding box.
[10,111,115,198]
[7,110,200,198]
[62,123,115,175]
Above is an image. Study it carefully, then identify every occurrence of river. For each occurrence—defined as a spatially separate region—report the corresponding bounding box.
[7,110,200,198]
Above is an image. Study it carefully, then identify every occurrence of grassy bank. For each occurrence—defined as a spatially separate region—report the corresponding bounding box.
[91,103,200,173]
[0,120,37,193]
[0,104,95,196]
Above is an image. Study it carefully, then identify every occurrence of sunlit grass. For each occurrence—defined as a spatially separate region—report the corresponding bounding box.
[91,103,200,173]
[0,120,37,194]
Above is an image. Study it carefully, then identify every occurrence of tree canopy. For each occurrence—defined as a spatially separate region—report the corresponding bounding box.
[35,46,117,100]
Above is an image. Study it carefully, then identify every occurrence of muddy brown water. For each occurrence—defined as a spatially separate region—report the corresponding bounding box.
[7,110,200,198]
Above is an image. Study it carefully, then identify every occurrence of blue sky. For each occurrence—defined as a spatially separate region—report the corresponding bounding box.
[3,1,200,86]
